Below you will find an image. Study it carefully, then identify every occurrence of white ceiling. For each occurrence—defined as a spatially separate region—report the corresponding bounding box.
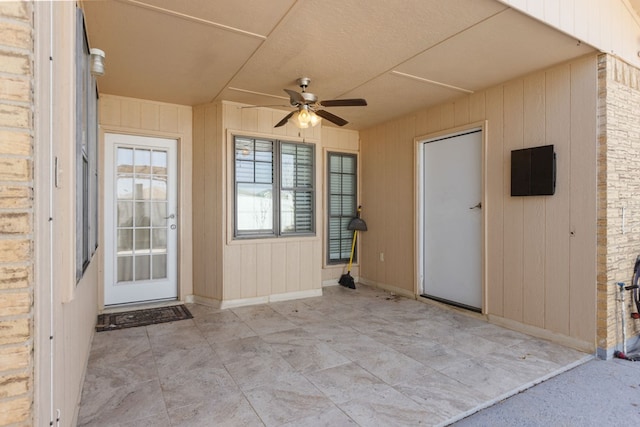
[81,0,595,130]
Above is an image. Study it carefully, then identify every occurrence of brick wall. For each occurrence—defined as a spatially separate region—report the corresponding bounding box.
[0,2,34,425]
[597,54,640,357]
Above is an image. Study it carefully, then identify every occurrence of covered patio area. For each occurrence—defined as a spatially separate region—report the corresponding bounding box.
[77,285,590,426]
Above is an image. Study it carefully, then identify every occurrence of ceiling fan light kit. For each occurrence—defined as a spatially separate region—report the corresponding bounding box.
[275,77,367,129]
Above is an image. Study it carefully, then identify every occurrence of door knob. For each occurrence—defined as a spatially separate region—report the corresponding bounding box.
[469,202,482,210]
[164,213,175,219]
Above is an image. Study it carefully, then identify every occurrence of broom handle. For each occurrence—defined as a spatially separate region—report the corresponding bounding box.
[347,230,358,272]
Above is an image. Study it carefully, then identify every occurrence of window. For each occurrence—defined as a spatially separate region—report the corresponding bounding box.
[327,152,357,264]
[234,136,315,238]
[76,8,99,282]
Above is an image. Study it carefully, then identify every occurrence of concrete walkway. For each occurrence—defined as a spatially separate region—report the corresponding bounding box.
[454,357,640,426]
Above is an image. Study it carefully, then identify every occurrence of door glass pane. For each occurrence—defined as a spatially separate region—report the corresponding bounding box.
[152,150,167,174]
[134,149,151,174]
[151,202,167,227]
[135,255,150,281]
[117,256,133,282]
[152,254,167,279]
[152,229,167,251]
[134,202,151,227]
[134,229,151,251]
[117,176,133,199]
[117,229,133,253]
[134,176,151,200]
[151,176,167,200]
[117,201,133,227]
[117,148,133,172]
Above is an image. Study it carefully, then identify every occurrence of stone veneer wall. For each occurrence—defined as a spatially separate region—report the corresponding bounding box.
[0,1,34,425]
[597,53,640,358]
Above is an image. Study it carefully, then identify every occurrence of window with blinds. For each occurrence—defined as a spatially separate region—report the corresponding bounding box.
[76,7,99,282]
[327,152,357,264]
[234,136,315,238]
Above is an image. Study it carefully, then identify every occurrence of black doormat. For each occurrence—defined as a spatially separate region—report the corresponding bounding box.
[96,304,193,332]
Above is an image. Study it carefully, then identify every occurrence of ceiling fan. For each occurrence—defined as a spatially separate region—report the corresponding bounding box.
[275,77,367,128]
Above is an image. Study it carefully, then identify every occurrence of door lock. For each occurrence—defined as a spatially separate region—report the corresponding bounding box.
[469,202,482,210]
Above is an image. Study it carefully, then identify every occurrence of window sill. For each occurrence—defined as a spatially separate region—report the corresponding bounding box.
[227,234,319,246]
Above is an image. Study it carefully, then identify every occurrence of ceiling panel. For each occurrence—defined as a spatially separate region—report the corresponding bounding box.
[82,0,264,105]
[314,72,465,129]
[132,0,297,36]
[395,9,594,92]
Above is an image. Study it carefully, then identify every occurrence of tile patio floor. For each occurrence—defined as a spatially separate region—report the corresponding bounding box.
[77,284,591,426]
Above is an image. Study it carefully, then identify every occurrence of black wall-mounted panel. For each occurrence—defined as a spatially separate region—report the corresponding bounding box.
[511,145,556,196]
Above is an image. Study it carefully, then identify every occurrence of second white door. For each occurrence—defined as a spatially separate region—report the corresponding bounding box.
[422,129,482,311]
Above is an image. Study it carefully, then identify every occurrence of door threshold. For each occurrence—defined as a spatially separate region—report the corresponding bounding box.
[420,294,481,313]
[101,298,180,314]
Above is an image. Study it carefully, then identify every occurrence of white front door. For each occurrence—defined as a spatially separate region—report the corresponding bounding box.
[104,133,178,306]
[422,129,483,311]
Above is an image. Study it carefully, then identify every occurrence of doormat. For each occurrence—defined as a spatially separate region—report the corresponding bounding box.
[96,304,193,332]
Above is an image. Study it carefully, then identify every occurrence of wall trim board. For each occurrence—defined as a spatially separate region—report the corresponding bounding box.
[191,295,222,309]
[488,314,595,354]
[268,289,323,303]
[215,289,323,309]
[322,278,360,287]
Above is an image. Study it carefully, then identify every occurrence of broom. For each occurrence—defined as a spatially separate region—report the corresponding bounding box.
[339,206,367,289]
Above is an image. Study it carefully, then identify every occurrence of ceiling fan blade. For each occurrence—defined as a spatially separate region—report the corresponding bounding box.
[274,111,295,128]
[284,89,305,105]
[320,98,367,107]
[315,109,348,126]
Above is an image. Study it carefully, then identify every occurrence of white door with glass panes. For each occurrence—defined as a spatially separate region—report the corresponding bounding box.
[104,134,178,306]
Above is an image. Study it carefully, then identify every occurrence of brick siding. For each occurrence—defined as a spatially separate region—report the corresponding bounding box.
[597,54,640,356]
[0,2,34,426]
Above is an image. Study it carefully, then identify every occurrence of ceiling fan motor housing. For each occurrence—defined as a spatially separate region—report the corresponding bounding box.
[301,92,317,104]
